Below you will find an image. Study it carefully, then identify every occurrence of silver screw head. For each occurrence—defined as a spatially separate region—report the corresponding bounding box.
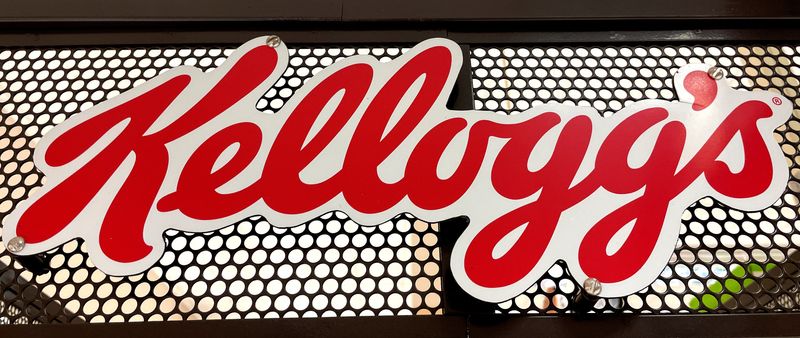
[6,236,25,253]
[707,66,726,80]
[266,35,282,48]
[583,277,602,297]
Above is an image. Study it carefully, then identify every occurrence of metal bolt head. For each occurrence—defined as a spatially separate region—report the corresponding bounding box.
[583,277,602,297]
[266,35,282,48]
[707,66,726,80]
[6,236,25,253]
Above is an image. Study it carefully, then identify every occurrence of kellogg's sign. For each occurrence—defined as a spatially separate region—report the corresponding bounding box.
[2,37,791,302]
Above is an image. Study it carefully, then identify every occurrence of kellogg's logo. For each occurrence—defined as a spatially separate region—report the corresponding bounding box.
[1,37,791,302]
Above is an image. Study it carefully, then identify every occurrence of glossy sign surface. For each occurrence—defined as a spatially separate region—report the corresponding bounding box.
[1,37,791,302]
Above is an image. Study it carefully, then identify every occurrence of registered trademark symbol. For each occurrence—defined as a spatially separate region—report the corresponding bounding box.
[773,97,783,105]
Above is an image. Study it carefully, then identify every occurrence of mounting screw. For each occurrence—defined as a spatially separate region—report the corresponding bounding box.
[6,236,25,253]
[583,277,602,297]
[266,35,282,48]
[707,66,726,80]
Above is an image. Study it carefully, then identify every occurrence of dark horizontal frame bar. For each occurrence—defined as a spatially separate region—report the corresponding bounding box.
[2,27,800,48]
[1,314,799,338]
[1,0,799,23]
[468,314,800,338]
[0,0,799,47]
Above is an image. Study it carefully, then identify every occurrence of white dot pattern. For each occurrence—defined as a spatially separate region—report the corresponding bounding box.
[471,45,800,314]
[0,46,442,324]
[0,43,800,323]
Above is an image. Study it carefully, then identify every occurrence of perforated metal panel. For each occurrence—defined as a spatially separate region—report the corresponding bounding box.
[470,44,800,314]
[0,45,443,324]
[0,42,799,324]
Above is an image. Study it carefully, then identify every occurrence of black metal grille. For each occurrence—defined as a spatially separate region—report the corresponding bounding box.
[0,42,799,324]
[470,44,800,314]
[0,45,443,324]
